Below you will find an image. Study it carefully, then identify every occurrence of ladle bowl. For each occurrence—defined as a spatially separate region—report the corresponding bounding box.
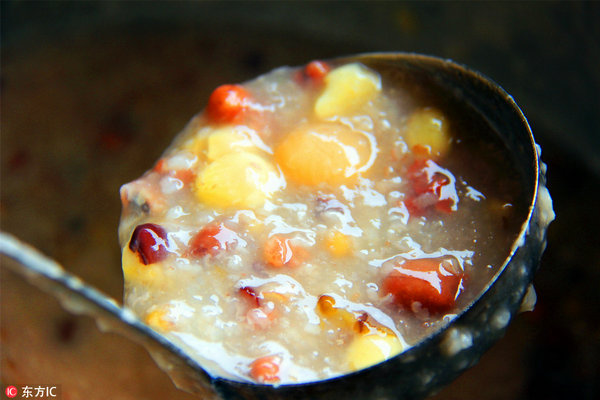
[0,52,554,400]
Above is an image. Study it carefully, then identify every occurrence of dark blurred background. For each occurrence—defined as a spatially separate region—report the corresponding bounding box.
[1,1,598,399]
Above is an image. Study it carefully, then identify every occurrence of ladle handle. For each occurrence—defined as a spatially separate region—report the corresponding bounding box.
[0,231,220,399]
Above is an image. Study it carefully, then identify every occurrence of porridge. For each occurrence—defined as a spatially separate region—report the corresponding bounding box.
[118,60,526,384]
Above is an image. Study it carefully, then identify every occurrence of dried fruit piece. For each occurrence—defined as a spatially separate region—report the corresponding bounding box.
[238,286,283,329]
[239,286,261,307]
[405,158,458,215]
[295,60,331,85]
[246,306,277,330]
[249,355,281,383]
[405,108,450,157]
[275,123,373,186]
[263,235,307,268]
[316,294,357,329]
[194,151,284,209]
[129,223,169,265]
[188,222,244,257]
[316,295,403,368]
[314,63,381,119]
[382,257,464,313]
[304,60,331,82]
[317,294,338,316]
[206,84,252,124]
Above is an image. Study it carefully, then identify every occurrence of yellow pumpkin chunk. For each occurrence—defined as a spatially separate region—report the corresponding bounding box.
[346,332,403,371]
[315,63,381,119]
[275,123,374,186]
[195,151,284,209]
[121,247,165,288]
[404,108,450,156]
[325,231,353,257]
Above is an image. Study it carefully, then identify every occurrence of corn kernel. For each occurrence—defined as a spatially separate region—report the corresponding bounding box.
[195,151,284,209]
[404,108,450,157]
[315,63,381,119]
[346,332,403,371]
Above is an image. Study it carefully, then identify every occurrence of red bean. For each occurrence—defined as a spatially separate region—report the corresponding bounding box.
[129,223,169,265]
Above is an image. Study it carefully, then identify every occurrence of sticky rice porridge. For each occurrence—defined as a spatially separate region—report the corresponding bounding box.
[118,60,526,384]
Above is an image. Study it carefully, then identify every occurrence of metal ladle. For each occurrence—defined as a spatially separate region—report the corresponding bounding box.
[0,53,554,400]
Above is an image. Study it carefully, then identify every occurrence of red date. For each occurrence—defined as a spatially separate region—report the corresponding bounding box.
[382,257,463,313]
[188,222,244,257]
[406,159,458,216]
